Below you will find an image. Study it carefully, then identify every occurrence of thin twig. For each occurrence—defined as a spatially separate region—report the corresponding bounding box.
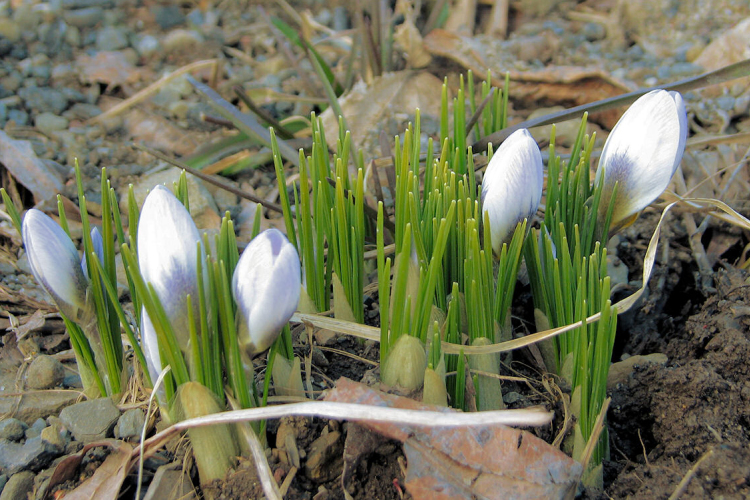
[233,85,295,140]
[131,143,287,215]
[90,59,218,124]
[465,87,495,137]
[668,448,715,500]
[473,58,750,151]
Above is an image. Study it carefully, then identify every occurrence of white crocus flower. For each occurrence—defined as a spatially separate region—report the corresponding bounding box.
[481,128,544,255]
[233,228,301,355]
[595,89,688,232]
[22,208,90,322]
[137,185,202,353]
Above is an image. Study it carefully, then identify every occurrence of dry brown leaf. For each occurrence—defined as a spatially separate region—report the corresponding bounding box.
[0,131,65,204]
[325,378,581,500]
[75,51,148,89]
[694,18,750,83]
[98,95,202,157]
[422,29,632,128]
[12,309,47,340]
[43,440,133,500]
[320,71,444,159]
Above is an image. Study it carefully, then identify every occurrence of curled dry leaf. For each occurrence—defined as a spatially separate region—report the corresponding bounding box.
[43,440,133,500]
[75,51,149,89]
[0,130,64,203]
[325,378,582,500]
[319,71,444,159]
[422,29,631,128]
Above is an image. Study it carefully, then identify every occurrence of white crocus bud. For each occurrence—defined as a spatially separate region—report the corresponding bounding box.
[233,228,301,355]
[137,185,202,349]
[481,129,543,255]
[595,89,688,232]
[22,209,90,322]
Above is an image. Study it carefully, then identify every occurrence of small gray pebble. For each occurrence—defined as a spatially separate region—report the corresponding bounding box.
[716,96,735,112]
[95,25,128,51]
[0,419,27,442]
[0,471,34,500]
[115,408,145,441]
[62,6,103,28]
[25,354,65,390]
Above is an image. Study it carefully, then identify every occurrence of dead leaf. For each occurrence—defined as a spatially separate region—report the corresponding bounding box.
[0,282,57,312]
[75,51,148,89]
[444,0,477,36]
[320,71,444,159]
[694,17,750,94]
[325,378,581,500]
[101,95,203,157]
[422,29,632,128]
[0,131,65,203]
[12,309,47,340]
[44,440,133,500]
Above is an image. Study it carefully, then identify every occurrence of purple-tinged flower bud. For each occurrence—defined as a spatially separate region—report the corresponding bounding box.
[233,228,300,355]
[596,89,688,232]
[481,129,543,255]
[137,185,202,349]
[81,226,104,280]
[22,208,90,322]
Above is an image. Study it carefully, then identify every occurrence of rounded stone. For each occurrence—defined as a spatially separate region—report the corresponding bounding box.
[0,471,35,500]
[25,355,65,390]
[115,408,145,441]
[0,419,27,441]
[94,25,128,51]
[59,398,120,442]
[62,6,103,28]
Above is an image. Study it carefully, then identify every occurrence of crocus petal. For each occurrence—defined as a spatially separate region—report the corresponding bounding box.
[233,228,301,354]
[81,226,104,280]
[595,89,688,230]
[22,209,90,322]
[137,185,202,348]
[139,307,161,382]
[481,128,544,254]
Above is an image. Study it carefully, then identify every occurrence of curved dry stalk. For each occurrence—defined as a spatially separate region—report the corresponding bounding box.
[133,401,553,460]
[294,197,750,355]
[89,60,218,124]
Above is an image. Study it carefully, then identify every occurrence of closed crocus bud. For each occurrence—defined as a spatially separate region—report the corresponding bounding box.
[22,209,90,322]
[138,185,202,348]
[233,228,301,355]
[596,89,688,232]
[481,128,543,255]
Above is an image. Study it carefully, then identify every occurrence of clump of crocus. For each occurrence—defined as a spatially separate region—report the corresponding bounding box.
[595,89,688,232]
[233,228,301,355]
[481,128,544,254]
[23,209,92,324]
[137,185,203,360]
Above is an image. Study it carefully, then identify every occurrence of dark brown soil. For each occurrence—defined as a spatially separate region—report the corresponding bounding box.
[605,233,750,498]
